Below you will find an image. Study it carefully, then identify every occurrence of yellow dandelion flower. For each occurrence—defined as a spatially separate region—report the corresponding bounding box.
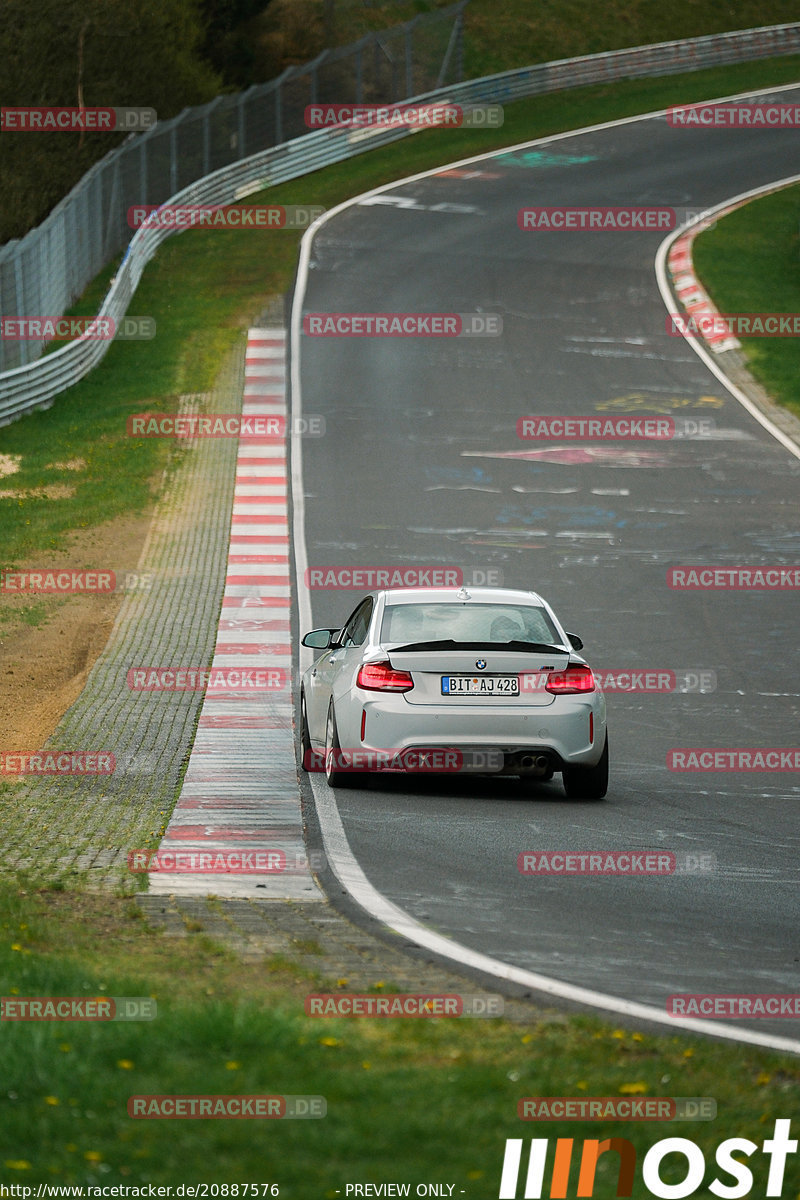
[84,1151,102,1163]
[225,1061,241,1071]
[4,1162,31,1171]
[619,1082,647,1095]
[756,1072,771,1085]
[116,1060,134,1070]
[44,1096,60,1106]
[319,1037,340,1047]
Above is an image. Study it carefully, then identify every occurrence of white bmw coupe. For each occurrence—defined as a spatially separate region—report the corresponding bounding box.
[299,586,608,799]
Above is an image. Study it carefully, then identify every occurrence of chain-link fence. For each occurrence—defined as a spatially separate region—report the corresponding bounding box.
[2,18,800,417]
[0,0,468,374]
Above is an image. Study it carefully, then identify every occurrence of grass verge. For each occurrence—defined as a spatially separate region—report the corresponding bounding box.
[692,183,800,419]
[2,57,800,1189]
[1,882,799,1189]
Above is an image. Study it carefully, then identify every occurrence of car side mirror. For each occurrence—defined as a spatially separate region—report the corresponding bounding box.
[567,632,583,651]
[302,628,336,649]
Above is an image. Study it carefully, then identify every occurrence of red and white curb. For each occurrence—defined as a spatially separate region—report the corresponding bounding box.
[667,210,741,354]
[148,328,320,899]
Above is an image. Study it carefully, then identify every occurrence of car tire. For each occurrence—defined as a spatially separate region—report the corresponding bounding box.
[299,691,314,772]
[562,734,609,800]
[324,703,361,788]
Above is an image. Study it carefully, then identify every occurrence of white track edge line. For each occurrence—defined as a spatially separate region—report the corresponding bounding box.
[655,176,800,460]
[290,85,800,1055]
[309,773,800,1053]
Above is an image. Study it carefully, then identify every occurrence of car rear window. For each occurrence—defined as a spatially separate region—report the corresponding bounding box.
[380,603,561,646]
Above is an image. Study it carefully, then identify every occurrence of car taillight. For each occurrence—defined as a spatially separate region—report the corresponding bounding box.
[545,664,595,694]
[356,661,414,693]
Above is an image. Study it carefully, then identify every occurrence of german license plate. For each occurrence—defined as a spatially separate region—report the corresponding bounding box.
[441,675,519,696]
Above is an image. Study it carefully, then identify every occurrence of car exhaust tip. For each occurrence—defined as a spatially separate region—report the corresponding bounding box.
[517,753,552,776]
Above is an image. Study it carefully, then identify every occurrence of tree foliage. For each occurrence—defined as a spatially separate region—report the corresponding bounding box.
[0,0,222,243]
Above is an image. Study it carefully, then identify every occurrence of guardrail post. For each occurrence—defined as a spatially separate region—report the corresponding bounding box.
[140,137,148,204]
[13,253,27,369]
[405,21,414,96]
[306,49,331,106]
[274,65,297,148]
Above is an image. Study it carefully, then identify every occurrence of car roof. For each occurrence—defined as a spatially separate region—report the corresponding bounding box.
[379,586,548,606]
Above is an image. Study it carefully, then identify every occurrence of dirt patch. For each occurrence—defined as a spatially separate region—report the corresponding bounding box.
[0,510,154,748]
[44,458,86,471]
[0,453,21,477]
[0,483,76,500]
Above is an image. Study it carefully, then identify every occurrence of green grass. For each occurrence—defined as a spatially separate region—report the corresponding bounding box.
[0,597,51,633]
[1,883,799,1189]
[459,0,800,79]
[3,55,800,1190]
[2,51,800,575]
[692,184,800,418]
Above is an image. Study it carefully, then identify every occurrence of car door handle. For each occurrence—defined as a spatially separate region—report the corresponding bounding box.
[311,668,317,677]
[328,657,336,665]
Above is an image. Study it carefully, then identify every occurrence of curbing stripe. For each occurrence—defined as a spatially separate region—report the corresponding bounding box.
[149,328,321,901]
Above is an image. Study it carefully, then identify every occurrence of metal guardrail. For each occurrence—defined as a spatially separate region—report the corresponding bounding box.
[2,19,800,426]
[0,0,468,376]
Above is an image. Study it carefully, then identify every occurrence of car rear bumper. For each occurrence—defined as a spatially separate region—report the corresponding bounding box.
[339,693,606,771]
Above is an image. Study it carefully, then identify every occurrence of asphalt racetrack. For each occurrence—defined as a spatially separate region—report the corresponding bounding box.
[292,86,800,1043]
